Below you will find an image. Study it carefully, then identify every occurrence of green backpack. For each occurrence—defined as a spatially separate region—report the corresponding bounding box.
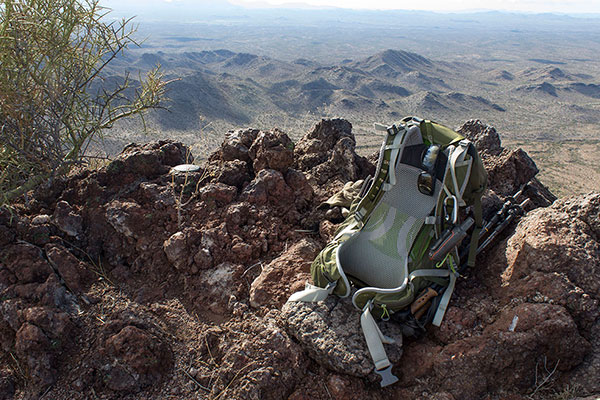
[288,116,487,386]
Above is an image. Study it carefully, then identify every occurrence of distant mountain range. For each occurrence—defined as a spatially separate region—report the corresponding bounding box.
[95,6,600,197]
[106,48,600,143]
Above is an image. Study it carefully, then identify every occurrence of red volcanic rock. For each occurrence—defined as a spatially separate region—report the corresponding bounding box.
[45,244,95,293]
[14,307,74,386]
[457,119,502,156]
[3,119,599,400]
[104,141,190,181]
[53,200,83,238]
[294,119,374,195]
[198,182,237,205]
[249,238,321,308]
[99,324,172,393]
[220,128,259,162]
[249,129,295,172]
[485,148,539,197]
[163,231,189,270]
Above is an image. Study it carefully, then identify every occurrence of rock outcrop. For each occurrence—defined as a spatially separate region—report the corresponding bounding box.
[0,118,597,399]
[281,297,404,379]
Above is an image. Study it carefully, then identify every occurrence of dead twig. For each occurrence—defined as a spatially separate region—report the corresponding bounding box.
[205,334,217,368]
[242,262,262,277]
[180,367,210,392]
[529,356,560,398]
[294,229,318,234]
[9,352,26,381]
[212,361,258,400]
[323,381,333,400]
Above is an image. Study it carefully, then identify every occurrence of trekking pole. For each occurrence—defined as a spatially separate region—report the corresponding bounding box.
[476,183,529,247]
[410,182,535,326]
[455,181,534,275]
[476,197,531,254]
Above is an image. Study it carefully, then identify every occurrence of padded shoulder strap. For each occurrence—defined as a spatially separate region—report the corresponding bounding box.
[464,141,487,267]
[354,124,407,223]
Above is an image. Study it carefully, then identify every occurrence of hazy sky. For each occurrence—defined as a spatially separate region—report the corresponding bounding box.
[233,0,600,13]
[100,0,600,14]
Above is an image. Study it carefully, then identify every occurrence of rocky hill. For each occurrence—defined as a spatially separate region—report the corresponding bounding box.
[104,48,600,197]
[1,119,599,400]
[109,48,600,142]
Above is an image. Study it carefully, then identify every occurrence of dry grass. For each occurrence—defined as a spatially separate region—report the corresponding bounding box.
[551,384,585,400]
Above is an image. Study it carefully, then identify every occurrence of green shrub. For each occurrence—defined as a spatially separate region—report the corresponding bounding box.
[0,0,166,202]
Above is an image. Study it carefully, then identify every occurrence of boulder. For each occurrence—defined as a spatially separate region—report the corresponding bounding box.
[457,119,502,155]
[0,243,53,285]
[214,159,251,188]
[294,119,354,170]
[99,324,172,393]
[53,200,83,238]
[163,231,189,270]
[104,141,191,180]
[249,129,295,172]
[45,244,95,293]
[430,303,589,400]
[15,323,54,385]
[15,307,74,387]
[205,313,308,400]
[485,148,539,197]
[198,183,237,206]
[249,238,321,308]
[220,128,260,162]
[104,200,147,239]
[281,297,403,379]
[294,119,374,194]
[285,169,314,210]
[241,169,294,206]
[482,193,600,328]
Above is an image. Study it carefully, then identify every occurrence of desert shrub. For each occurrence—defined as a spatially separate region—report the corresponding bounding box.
[0,0,166,202]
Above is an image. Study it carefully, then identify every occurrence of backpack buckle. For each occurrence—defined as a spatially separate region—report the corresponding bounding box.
[375,365,399,387]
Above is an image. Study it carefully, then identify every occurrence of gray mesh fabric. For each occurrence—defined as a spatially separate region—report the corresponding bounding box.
[338,125,442,289]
